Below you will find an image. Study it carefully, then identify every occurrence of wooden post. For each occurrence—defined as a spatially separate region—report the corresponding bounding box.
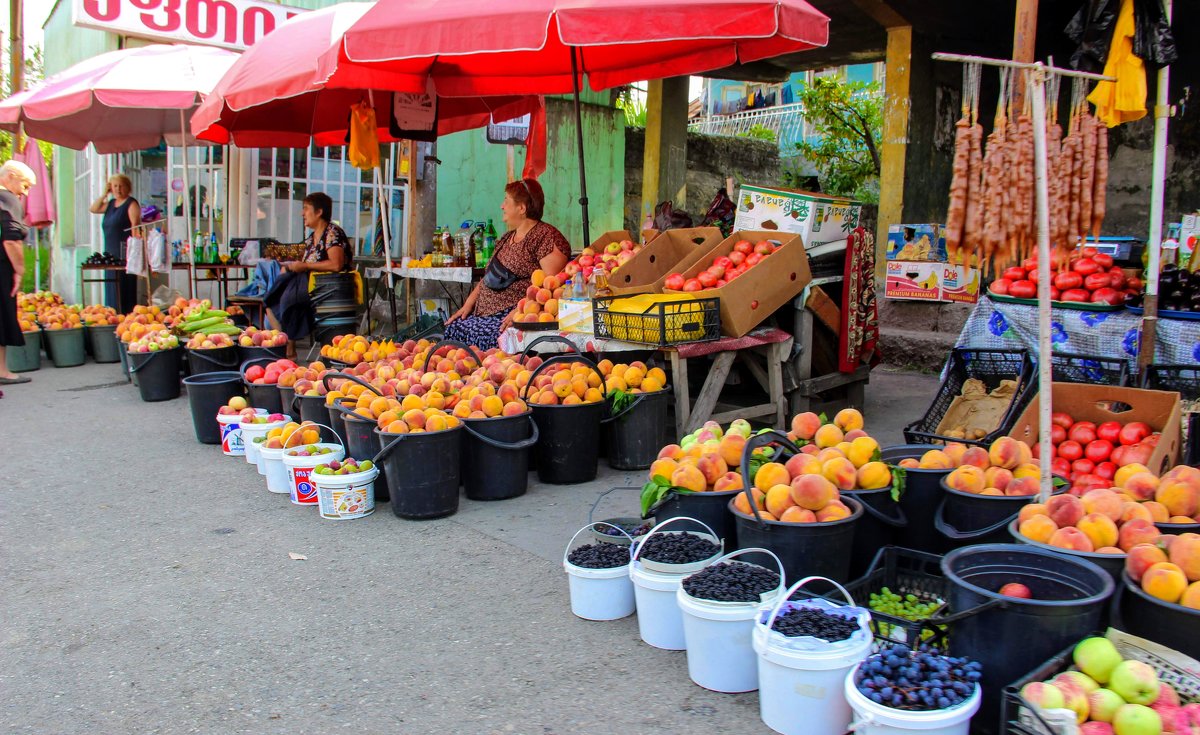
[1011,0,1039,109]
[876,25,913,268]
[641,77,689,224]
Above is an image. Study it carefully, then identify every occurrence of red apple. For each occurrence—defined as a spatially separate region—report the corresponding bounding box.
[664,273,685,291]
[999,582,1032,598]
[754,241,774,255]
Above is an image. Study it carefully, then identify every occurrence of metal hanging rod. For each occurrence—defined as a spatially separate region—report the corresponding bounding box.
[931,52,1115,82]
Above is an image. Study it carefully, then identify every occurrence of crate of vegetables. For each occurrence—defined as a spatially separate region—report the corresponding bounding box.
[987,245,1132,310]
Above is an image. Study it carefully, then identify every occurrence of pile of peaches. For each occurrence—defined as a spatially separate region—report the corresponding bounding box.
[1126,531,1200,609]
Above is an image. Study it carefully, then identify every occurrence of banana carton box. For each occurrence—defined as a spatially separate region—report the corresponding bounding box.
[885,261,980,303]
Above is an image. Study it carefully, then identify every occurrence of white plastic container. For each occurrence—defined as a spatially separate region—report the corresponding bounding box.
[240,418,288,469]
[216,413,246,456]
[312,465,378,520]
[630,517,722,651]
[753,577,873,735]
[677,548,784,693]
[259,444,290,494]
[282,443,346,506]
[844,668,981,735]
[562,523,635,621]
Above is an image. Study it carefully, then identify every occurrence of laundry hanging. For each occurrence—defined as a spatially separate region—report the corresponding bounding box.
[1087,0,1148,127]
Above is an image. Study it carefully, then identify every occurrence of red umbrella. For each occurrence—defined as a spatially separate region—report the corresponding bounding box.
[190,3,543,148]
[329,0,829,240]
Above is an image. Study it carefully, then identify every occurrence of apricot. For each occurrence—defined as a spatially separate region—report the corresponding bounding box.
[648,458,678,483]
[1018,503,1049,523]
[816,503,852,522]
[754,462,791,493]
[1019,514,1059,544]
[1048,526,1095,552]
[821,457,858,491]
[671,465,707,493]
[733,488,766,515]
[988,437,1024,470]
[712,472,744,492]
[719,434,747,468]
[1077,513,1119,550]
[1082,488,1124,522]
[857,462,892,490]
[846,436,881,469]
[765,484,797,516]
[919,450,953,470]
[779,506,817,524]
[946,465,986,494]
[833,408,864,432]
[1181,581,1200,610]
[814,423,845,449]
[1167,533,1200,582]
[1142,562,1188,603]
[1125,543,1168,582]
[960,446,990,469]
[790,474,837,511]
[898,458,920,469]
[790,412,822,441]
[1116,519,1161,552]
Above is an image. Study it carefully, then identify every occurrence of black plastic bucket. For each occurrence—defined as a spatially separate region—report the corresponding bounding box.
[1007,520,1126,586]
[293,393,337,442]
[6,331,41,372]
[325,403,350,447]
[238,344,287,363]
[128,347,183,402]
[937,476,1056,549]
[843,486,907,579]
[278,385,296,414]
[604,388,672,470]
[652,489,741,548]
[45,327,86,367]
[88,325,121,363]
[1114,572,1199,659]
[239,357,285,414]
[940,543,1115,734]
[523,354,608,485]
[182,371,245,444]
[187,346,239,376]
[336,410,389,502]
[374,426,462,519]
[116,334,132,383]
[731,495,863,585]
[881,445,954,554]
[461,413,539,500]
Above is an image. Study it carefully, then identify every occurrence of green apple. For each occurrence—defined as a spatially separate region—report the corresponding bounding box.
[1056,671,1100,694]
[1074,637,1124,684]
[728,419,753,439]
[1088,689,1126,723]
[1108,661,1161,706]
[1112,704,1162,735]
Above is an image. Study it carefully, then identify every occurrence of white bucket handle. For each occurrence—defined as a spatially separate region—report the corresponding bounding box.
[763,575,858,634]
[702,546,787,588]
[631,516,719,563]
[563,522,635,566]
[847,712,878,732]
[282,421,345,452]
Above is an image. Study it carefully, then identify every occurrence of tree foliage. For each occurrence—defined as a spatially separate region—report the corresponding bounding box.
[1,45,53,165]
[793,77,882,204]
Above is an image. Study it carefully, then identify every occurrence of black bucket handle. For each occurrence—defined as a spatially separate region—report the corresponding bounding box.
[187,346,239,368]
[371,424,461,465]
[129,346,178,373]
[519,352,608,403]
[922,596,1007,626]
[588,486,642,525]
[419,338,484,375]
[737,429,803,529]
[933,497,1020,541]
[461,414,539,451]
[322,370,378,396]
[850,489,909,528]
[521,335,579,357]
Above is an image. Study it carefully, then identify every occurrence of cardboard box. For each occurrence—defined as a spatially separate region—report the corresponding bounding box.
[941,264,981,304]
[608,227,725,296]
[585,230,635,255]
[1008,384,1182,476]
[885,261,943,301]
[557,298,593,335]
[664,230,810,338]
[733,185,862,250]
[886,224,947,262]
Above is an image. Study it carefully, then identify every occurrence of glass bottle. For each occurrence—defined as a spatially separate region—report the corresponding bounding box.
[440,226,454,267]
[484,219,498,262]
[593,265,612,298]
[472,223,486,267]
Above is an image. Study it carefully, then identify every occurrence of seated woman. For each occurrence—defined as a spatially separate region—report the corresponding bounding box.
[445,179,569,350]
[264,192,352,359]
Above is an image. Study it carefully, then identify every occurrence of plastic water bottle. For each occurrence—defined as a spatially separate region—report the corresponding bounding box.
[573,273,587,300]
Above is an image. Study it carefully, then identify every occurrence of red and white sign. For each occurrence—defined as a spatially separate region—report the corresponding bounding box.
[73,0,306,51]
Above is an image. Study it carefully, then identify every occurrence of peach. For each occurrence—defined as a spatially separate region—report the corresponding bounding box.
[1156,480,1200,518]
[754,462,791,493]
[791,474,838,510]
[1048,526,1096,552]
[1019,514,1059,544]
[1161,465,1200,487]
[1122,472,1160,502]
[816,447,846,463]
[981,489,1005,496]
[719,434,747,468]
[790,412,822,441]
[898,458,920,469]
[733,488,766,515]
[1096,547,1123,554]
[989,437,1025,470]
[846,436,881,469]
[1019,503,1049,523]
[1114,463,1152,488]
[1169,515,1196,524]
[1181,581,1200,609]
[1125,543,1169,582]
[941,442,967,467]
[1142,501,1171,523]
[1004,476,1040,496]
[985,467,1015,492]
[833,408,864,432]
[481,395,504,417]
[960,446,991,469]
[402,408,427,429]
[713,472,744,492]
[671,464,707,493]
[786,453,822,478]
[844,429,868,441]
[814,423,845,449]
[658,444,684,461]
[946,465,986,494]
[1013,463,1041,480]
[821,457,858,491]
[501,400,527,417]
[1120,502,1154,524]
[765,484,797,517]
[1117,519,1161,552]
[1051,494,1089,528]
[799,444,820,456]
[1142,562,1188,603]
[1078,513,1120,550]
[918,449,953,470]
[816,502,852,522]
[696,454,728,486]
[1082,488,1125,522]
[834,443,854,460]
[1167,533,1200,582]
[857,462,892,490]
[649,458,679,483]
[779,506,817,524]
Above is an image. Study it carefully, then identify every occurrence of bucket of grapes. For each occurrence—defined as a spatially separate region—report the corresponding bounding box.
[844,644,982,735]
[562,522,637,621]
[311,457,378,520]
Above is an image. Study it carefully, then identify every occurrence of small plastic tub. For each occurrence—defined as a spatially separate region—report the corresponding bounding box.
[282,443,346,506]
[312,465,378,520]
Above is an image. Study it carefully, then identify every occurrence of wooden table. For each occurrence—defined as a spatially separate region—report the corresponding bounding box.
[79,264,126,307]
[177,263,250,305]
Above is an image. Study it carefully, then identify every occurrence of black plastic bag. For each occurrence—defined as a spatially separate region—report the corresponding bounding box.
[700,188,736,237]
[1132,0,1177,69]
[1066,0,1119,73]
[652,201,694,231]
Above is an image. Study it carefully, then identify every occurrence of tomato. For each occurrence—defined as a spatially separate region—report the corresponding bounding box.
[1009,280,1037,299]
[734,240,754,255]
[1068,421,1097,445]
[1027,268,1042,284]
[1032,441,1049,459]
[712,256,732,270]
[1091,287,1123,305]
[728,251,747,266]
[1079,246,1099,259]
[1050,424,1067,445]
[1108,268,1127,290]
[1022,258,1039,272]
[682,278,704,292]
[1051,287,1062,300]
[1062,288,1091,302]
[1119,443,1153,467]
[1053,271,1083,290]
[1051,411,1075,429]
[990,278,1013,295]
[1092,252,1114,269]
[706,264,726,278]
[1140,433,1160,447]
[1084,272,1112,291]
[1075,474,1111,494]
[1003,267,1027,282]
[754,241,774,255]
[697,271,719,288]
[1051,457,1072,478]
[1072,257,1101,276]
[1072,458,1096,476]
[1094,461,1118,480]
[1126,276,1143,292]
[664,273,685,291]
[1084,439,1113,463]
[715,279,727,288]
[745,252,764,267]
[1096,421,1122,444]
[1058,440,1084,461]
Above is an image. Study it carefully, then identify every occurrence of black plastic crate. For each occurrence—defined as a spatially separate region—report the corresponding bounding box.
[592,295,720,347]
[843,546,950,648]
[1001,634,1200,735]
[1048,352,1129,386]
[1142,363,1200,400]
[903,348,1036,449]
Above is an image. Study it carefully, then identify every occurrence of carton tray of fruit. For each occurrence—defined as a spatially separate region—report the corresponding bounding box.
[1001,630,1200,735]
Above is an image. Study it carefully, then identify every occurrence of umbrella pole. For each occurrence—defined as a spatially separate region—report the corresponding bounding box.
[570,47,591,245]
[1139,0,1172,371]
[180,111,195,303]
[374,163,396,334]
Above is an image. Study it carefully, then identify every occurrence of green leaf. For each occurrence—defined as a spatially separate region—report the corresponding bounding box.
[609,388,635,415]
[652,474,671,488]
[871,447,882,463]
[890,465,907,502]
[1052,476,1067,488]
[641,481,668,517]
[818,412,829,424]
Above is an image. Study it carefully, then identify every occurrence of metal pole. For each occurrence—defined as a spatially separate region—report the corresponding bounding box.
[570,46,591,245]
[179,110,195,300]
[1140,0,1172,371]
[1030,65,1055,502]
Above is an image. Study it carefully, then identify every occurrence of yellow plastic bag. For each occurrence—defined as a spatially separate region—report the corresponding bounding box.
[348,102,381,170]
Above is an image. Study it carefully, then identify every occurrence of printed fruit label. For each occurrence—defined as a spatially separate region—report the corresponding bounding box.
[317,483,375,520]
[291,467,318,504]
[220,422,245,456]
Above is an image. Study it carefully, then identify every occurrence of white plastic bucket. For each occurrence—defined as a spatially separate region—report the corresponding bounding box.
[753,576,874,735]
[677,548,785,693]
[844,668,980,735]
[562,523,636,621]
[630,516,721,651]
[312,466,378,520]
[216,413,246,456]
[259,444,290,494]
[240,418,288,469]
[282,443,346,506]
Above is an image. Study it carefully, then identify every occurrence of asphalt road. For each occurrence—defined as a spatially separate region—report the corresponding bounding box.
[1,360,937,734]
